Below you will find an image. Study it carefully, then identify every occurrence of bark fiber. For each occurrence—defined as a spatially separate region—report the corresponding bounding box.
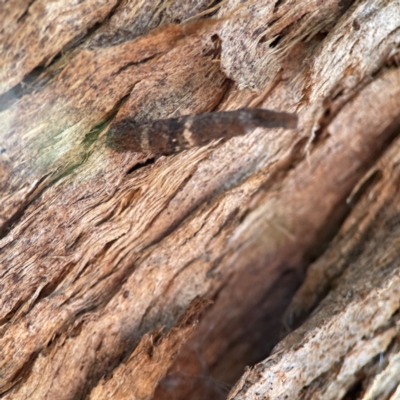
[1,1,400,399]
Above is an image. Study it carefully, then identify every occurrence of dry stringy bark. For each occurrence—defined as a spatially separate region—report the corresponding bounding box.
[2,1,400,399]
[107,108,298,154]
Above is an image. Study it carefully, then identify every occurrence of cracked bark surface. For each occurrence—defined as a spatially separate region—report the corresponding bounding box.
[1,1,400,399]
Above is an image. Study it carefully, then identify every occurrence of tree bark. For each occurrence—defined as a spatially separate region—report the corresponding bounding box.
[1,1,400,399]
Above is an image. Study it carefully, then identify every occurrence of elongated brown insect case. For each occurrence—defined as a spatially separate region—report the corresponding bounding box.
[107,108,298,155]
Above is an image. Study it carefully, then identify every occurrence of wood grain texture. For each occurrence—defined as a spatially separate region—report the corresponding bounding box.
[0,1,400,399]
[0,0,119,96]
[228,66,400,400]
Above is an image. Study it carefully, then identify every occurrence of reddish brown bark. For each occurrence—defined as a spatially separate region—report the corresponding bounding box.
[1,1,400,399]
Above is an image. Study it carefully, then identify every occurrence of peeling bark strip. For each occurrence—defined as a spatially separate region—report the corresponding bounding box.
[107,108,298,154]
